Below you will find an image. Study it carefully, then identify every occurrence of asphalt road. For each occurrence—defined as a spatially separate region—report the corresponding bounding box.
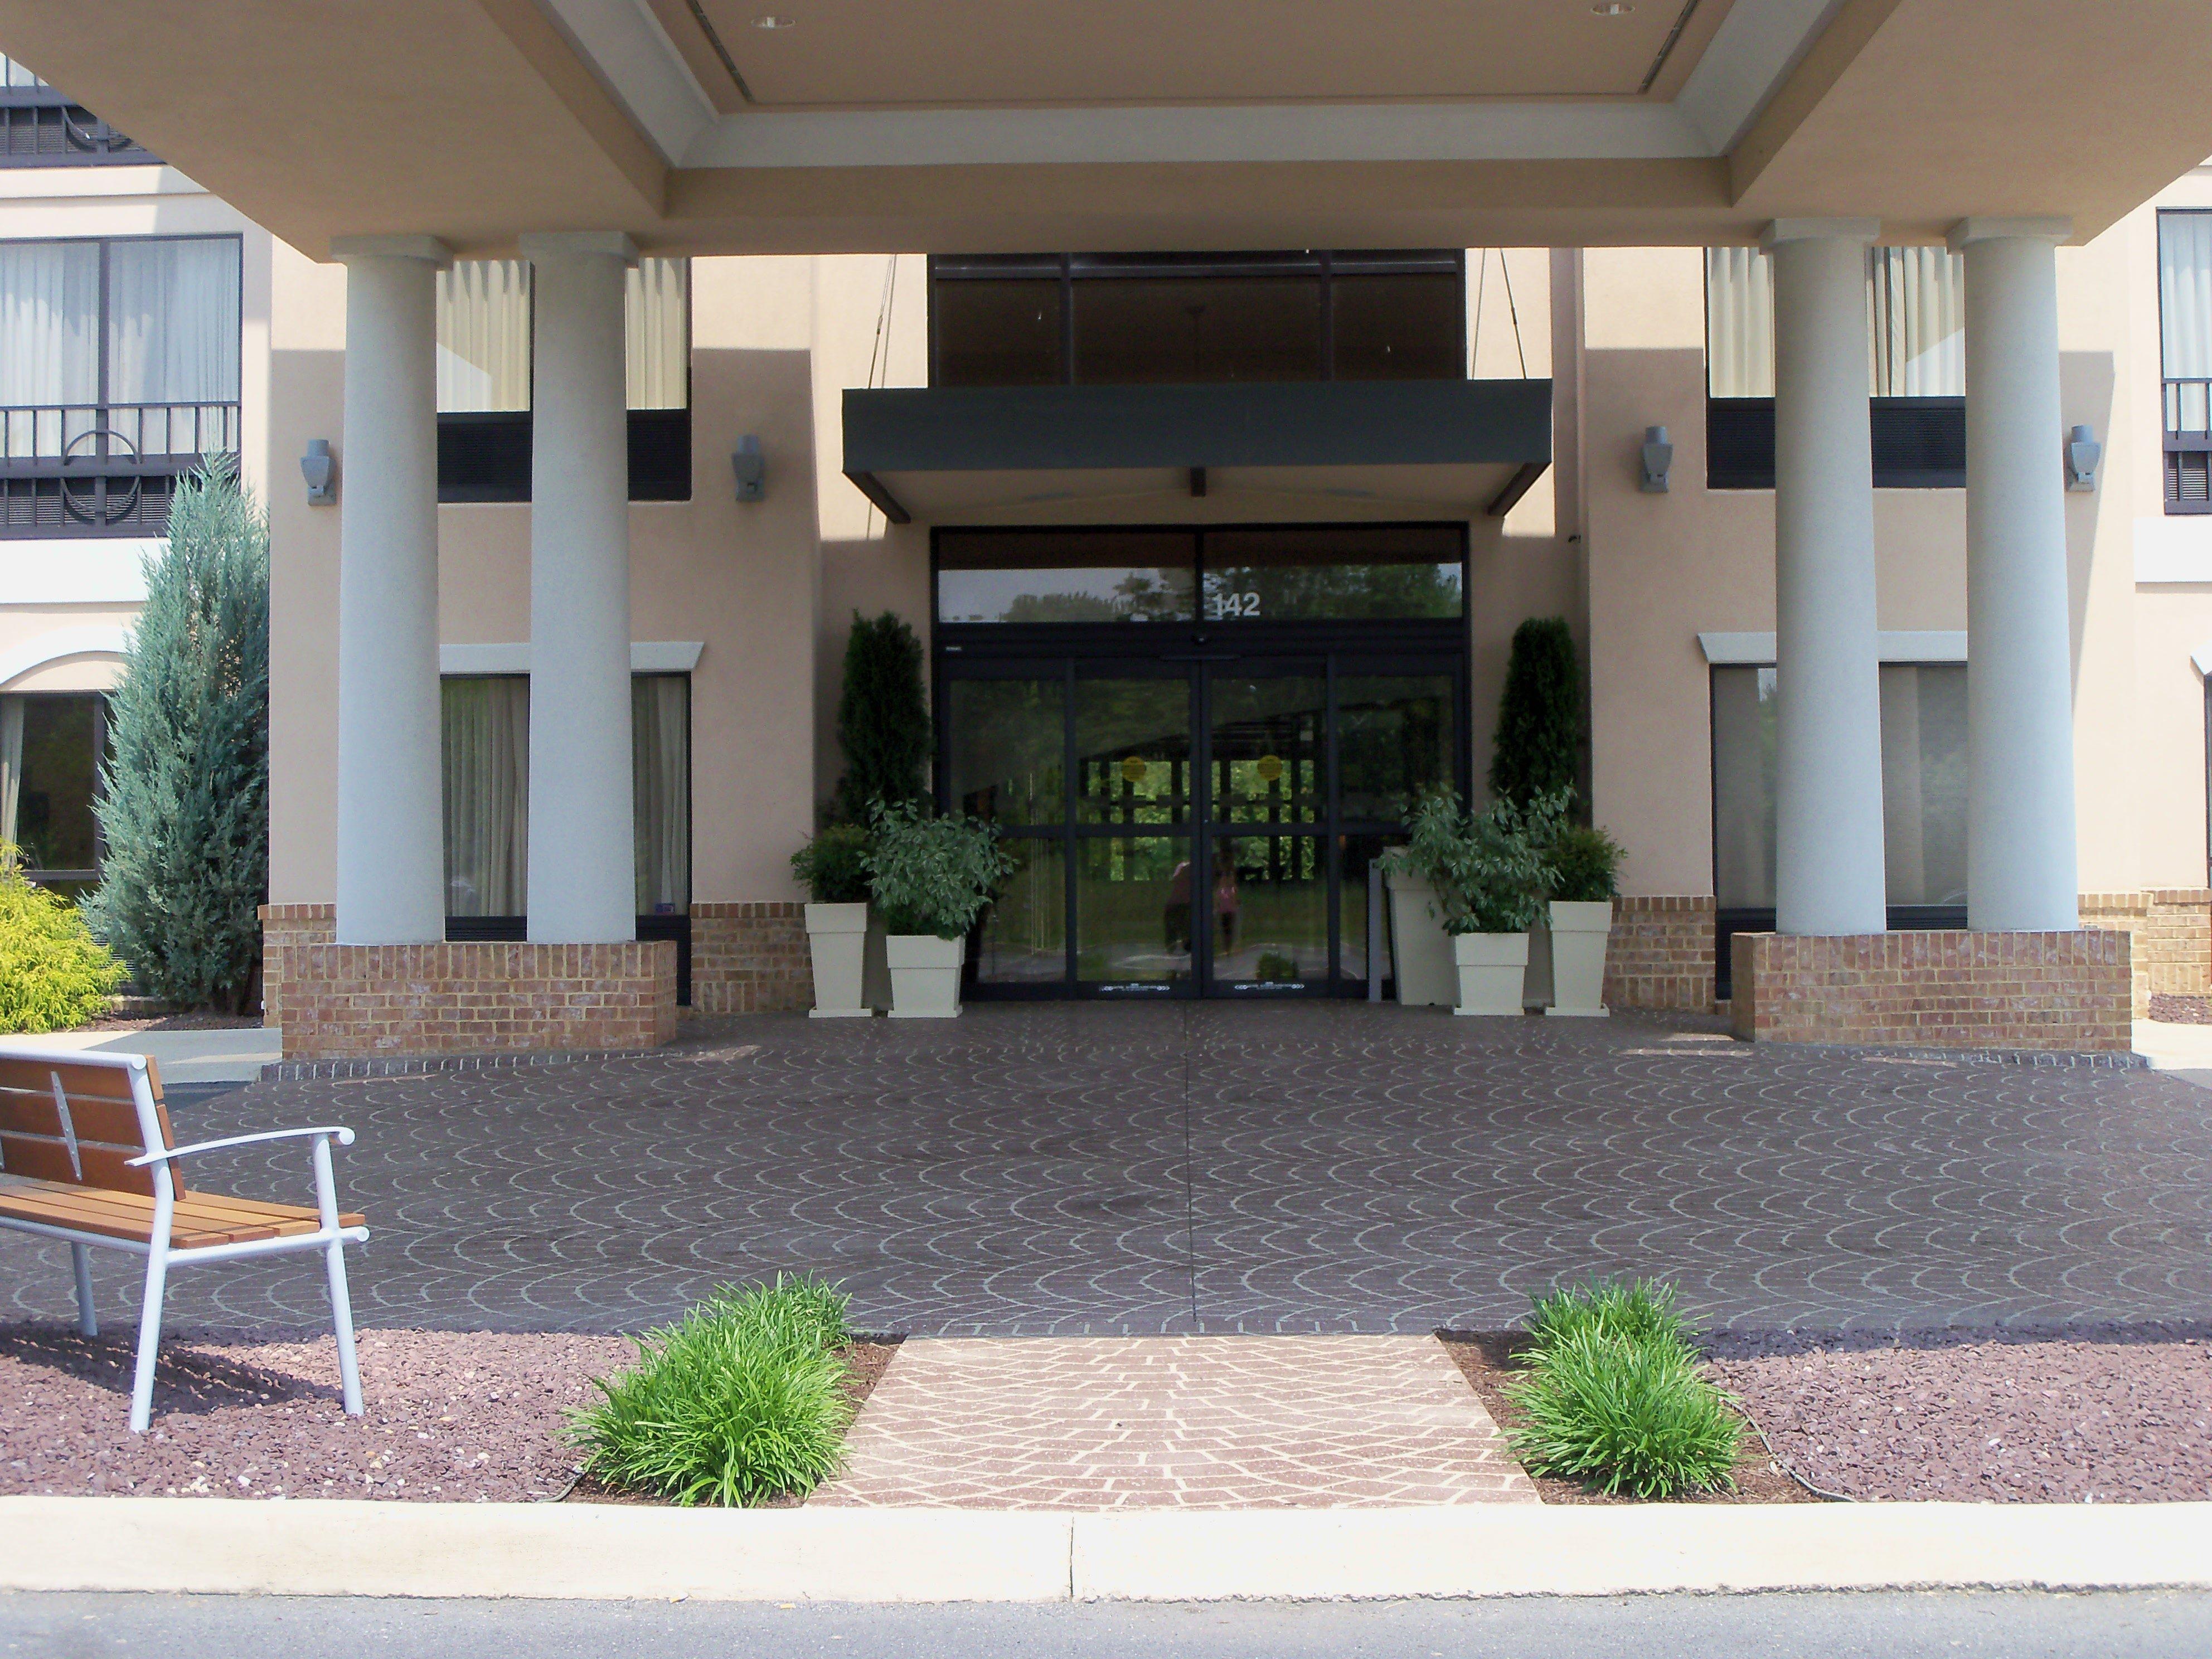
[1,1592,2207,1658]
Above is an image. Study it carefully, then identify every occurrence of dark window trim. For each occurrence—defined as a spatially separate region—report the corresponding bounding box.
[1706,396,1968,491]
[435,407,692,503]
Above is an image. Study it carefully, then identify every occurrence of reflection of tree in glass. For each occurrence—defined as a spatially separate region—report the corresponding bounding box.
[949,678,1064,823]
[995,569,1194,625]
[1205,560,1462,621]
[1336,678,1453,823]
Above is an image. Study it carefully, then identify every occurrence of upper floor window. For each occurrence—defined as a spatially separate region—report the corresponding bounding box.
[2158,210,2212,513]
[0,235,241,537]
[0,54,150,168]
[1705,246,1967,489]
[929,252,1465,389]
[433,257,691,502]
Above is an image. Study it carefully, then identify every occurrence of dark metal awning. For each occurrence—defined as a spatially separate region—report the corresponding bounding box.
[842,380,1551,525]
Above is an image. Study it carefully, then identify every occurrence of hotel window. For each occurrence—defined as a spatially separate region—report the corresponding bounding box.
[0,692,106,893]
[1704,247,1967,490]
[0,235,241,536]
[2158,211,2212,512]
[1710,662,1968,996]
[435,258,691,503]
[929,252,1465,388]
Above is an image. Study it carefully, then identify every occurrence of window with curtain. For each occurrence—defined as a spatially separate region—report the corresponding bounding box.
[434,258,690,414]
[2158,211,2212,510]
[439,672,690,918]
[0,692,105,889]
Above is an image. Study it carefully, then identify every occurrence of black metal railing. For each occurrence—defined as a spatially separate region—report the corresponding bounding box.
[0,87,150,166]
[0,402,240,537]
[2165,377,2212,514]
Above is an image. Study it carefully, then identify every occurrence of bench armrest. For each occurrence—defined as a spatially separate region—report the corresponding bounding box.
[127,1126,356,1167]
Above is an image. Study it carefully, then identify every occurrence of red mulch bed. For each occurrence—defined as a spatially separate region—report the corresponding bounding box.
[1437,1331,1818,1505]
[1704,1329,2212,1503]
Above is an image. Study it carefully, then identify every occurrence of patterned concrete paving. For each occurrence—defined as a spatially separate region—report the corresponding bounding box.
[0,1002,2206,1337]
[808,1335,1537,1508]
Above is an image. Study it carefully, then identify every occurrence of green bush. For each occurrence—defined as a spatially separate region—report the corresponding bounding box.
[1391,785,1566,934]
[833,612,930,824]
[1489,617,1583,811]
[0,851,126,1033]
[1503,1279,1743,1500]
[863,799,1016,938]
[791,824,872,904]
[1547,823,1624,903]
[571,1275,855,1507]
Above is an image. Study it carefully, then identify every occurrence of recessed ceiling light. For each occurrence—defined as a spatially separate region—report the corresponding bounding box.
[754,14,793,27]
[1592,2,1633,12]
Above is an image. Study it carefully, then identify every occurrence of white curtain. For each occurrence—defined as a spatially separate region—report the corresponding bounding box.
[626,259,689,410]
[108,238,241,407]
[1706,247,1776,399]
[1869,247,1965,397]
[442,677,530,915]
[2161,212,2212,432]
[633,675,690,914]
[0,241,99,459]
[437,260,532,413]
[0,697,22,852]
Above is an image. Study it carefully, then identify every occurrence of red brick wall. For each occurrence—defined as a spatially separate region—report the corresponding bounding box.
[1730,929,2132,1053]
[691,902,811,1014]
[1605,897,1717,1014]
[259,903,337,1032]
[275,939,678,1060]
[2080,890,2211,1018]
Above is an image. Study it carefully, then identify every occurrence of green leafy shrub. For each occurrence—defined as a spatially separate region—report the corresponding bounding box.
[84,462,269,1013]
[791,824,872,904]
[1390,785,1565,934]
[0,850,126,1033]
[833,612,930,824]
[863,800,1016,938]
[1489,617,1583,810]
[1504,1279,1743,1500]
[571,1274,855,1507]
[1547,823,1624,904]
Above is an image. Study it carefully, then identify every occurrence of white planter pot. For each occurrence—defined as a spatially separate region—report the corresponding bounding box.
[1523,916,1554,1011]
[804,902,875,1018]
[886,933,966,1019]
[1453,931,1531,1017]
[1545,899,1614,1018]
[1385,871,1458,1008]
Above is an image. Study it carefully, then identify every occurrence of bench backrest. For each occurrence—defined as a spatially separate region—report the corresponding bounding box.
[0,1052,176,1197]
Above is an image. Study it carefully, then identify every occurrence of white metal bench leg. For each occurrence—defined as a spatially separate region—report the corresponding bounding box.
[324,1237,363,1416]
[128,1244,168,1434]
[70,1244,96,1337]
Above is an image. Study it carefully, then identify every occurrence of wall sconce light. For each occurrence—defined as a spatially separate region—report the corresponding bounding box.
[2065,423,2102,493]
[1639,425,1673,493]
[732,435,766,503]
[300,438,336,506]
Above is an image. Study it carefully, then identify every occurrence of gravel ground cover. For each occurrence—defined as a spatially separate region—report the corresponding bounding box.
[2148,995,2212,1025]
[1705,1327,2212,1503]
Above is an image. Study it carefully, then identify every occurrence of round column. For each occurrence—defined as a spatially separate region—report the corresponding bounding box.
[1765,219,1889,938]
[520,232,637,944]
[1952,219,2079,933]
[330,237,449,946]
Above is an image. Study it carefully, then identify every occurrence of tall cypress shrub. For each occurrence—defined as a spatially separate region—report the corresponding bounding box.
[1488,616,1582,809]
[832,610,929,823]
[85,462,269,1013]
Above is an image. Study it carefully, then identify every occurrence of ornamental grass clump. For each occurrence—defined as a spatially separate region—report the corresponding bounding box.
[1503,1279,1743,1500]
[571,1274,855,1507]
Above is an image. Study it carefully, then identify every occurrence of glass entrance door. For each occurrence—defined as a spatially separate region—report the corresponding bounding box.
[1204,667,1327,994]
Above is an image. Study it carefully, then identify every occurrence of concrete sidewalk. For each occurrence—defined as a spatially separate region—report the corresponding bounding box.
[0,1027,278,1085]
[0,1497,2206,1603]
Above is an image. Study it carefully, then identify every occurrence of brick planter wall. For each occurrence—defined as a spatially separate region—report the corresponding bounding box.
[1604,897,1717,1014]
[691,901,811,1014]
[2080,890,2212,1018]
[272,934,678,1060]
[1730,929,2132,1053]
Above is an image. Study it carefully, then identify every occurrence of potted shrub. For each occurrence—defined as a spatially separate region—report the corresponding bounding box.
[862,801,1016,1019]
[1401,789,1559,1017]
[790,824,880,1018]
[1544,823,1623,1018]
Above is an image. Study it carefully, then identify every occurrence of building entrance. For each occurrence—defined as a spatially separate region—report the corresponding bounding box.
[934,524,1469,1000]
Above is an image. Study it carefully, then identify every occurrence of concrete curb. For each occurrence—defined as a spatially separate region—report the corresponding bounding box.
[1,1499,2208,1602]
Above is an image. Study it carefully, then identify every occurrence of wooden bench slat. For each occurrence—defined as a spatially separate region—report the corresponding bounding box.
[0,1178,361,1249]
[0,1136,155,1196]
[0,1061,139,1104]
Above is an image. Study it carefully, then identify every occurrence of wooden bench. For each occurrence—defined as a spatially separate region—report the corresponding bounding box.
[0,1047,367,1432]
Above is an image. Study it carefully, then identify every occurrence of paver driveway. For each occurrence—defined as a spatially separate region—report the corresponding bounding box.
[1,1003,2206,1336]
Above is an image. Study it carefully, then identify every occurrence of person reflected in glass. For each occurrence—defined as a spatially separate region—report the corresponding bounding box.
[1165,859,1193,954]
[1214,861,1240,954]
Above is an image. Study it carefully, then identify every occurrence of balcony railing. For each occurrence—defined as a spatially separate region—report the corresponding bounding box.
[2164,378,2212,514]
[0,403,241,537]
[0,87,151,166]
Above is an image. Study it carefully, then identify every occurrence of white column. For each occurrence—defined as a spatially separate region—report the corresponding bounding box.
[520,232,637,943]
[1952,219,2079,933]
[329,236,450,945]
[1764,220,1889,937]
